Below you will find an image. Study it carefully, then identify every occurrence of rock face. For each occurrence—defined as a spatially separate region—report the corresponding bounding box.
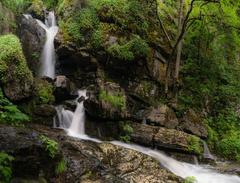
[145,105,179,129]
[84,82,129,120]
[0,35,34,102]
[19,14,46,74]
[130,123,203,154]
[179,109,208,139]
[0,125,61,181]
[54,75,78,102]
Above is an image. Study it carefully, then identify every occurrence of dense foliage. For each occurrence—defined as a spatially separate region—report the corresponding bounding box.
[0,152,14,183]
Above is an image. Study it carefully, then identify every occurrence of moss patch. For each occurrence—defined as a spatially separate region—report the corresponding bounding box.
[99,89,126,110]
[187,136,203,155]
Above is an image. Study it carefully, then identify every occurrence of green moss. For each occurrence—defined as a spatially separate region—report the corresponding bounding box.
[99,90,126,110]
[184,176,197,183]
[0,152,14,183]
[35,79,55,105]
[55,158,66,175]
[30,0,45,17]
[187,136,203,155]
[0,34,33,85]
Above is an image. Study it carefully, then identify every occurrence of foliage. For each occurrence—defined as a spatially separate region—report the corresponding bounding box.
[119,121,133,143]
[187,136,202,155]
[0,0,30,14]
[40,135,58,158]
[0,34,33,85]
[99,90,126,110]
[184,176,197,183]
[217,131,240,161]
[0,89,29,125]
[57,0,151,60]
[55,158,66,175]
[35,79,55,105]
[0,152,14,183]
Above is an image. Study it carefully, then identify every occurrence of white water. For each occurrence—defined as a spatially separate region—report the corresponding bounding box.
[203,141,215,160]
[36,12,58,79]
[55,93,240,183]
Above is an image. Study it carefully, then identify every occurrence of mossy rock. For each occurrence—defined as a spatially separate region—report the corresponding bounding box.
[0,34,34,101]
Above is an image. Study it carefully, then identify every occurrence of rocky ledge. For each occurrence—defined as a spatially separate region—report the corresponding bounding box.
[1,125,183,183]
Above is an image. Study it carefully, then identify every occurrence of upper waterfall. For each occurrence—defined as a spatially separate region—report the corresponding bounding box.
[36,12,58,79]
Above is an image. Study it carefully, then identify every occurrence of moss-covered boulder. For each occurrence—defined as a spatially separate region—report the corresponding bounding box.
[84,82,129,120]
[0,34,34,101]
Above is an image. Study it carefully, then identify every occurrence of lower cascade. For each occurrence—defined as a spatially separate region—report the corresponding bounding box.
[55,91,240,183]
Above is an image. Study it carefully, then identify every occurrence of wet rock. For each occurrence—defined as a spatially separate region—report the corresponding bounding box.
[63,100,77,111]
[179,109,208,139]
[130,123,158,147]
[145,105,179,129]
[130,122,202,154]
[19,14,46,74]
[33,125,183,183]
[84,82,129,120]
[0,125,61,181]
[54,75,78,102]
[33,104,56,117]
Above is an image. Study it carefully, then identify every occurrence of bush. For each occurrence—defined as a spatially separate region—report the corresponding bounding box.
[119,121,133,143]
[0,152,14,183]
[99,90,126,110]
[187,136,203,155]
[184,176,197,183]
[217,131,240,161]
[0,89,29,125]
[40,135,58,158]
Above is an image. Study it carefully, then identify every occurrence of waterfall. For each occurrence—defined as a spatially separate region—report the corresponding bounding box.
[55,94,240,183]
[36,12,58,79]
[203,141,215,160]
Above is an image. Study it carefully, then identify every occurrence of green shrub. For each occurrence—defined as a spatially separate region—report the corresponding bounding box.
[55,158,66,175]
[0,152,14,183]
[40,135,58,158]
[217,131,240,161]
[0,89,29,125]
[99,90,126,110]
[184,176,197,183]
[119,121,133,143]
[187,136,203,155]
[107,35,149,61]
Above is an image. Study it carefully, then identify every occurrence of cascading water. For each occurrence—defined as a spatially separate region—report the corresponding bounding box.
[36,12,58,79]
[55,94,240,183]
[31,10,239,183]
[203,141,215,160]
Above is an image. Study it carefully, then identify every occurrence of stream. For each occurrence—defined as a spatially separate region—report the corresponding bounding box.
[34,12,240,183]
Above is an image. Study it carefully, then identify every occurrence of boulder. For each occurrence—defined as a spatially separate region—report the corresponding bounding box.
[130,122,203,154]
[54,75,78,102]
[33,104,56,117]
[84,82,129,120]
[0,35,34,101]
[145,105,179,129]
[19,14,46,74]
[179,109,208,139]
[0,125,61,181]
